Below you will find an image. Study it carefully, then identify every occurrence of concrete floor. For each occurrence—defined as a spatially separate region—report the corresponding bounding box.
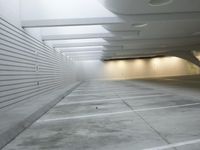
[3,75,200,150]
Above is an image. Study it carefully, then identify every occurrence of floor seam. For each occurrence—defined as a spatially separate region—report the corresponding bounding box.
[121,98,177,150]
[134,110,177,150]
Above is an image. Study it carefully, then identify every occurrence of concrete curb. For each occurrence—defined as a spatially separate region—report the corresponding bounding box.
[0,82,81,149]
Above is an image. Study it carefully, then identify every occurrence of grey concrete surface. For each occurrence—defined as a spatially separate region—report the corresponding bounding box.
[0,82,81,149]
[3,75,200,150]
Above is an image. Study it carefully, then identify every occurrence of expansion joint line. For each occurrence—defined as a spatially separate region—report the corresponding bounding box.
[121,98,177,150]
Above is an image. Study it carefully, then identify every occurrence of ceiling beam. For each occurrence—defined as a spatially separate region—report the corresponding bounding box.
[22,17,123,28]
[58,46,123,52]
[103,53,160,60]
[53,42,116,48]
[22,12,200,28]
[74,57,102,61]
[43,33,115,41]
[69,55,102,59]
[75,58,101,61]
[119,12,200,23]
[42,31,139,41]
[63,51,102,55]
[106,36,200,45]
[165,51,200,67]
[103,44,200,53]
[66,51,102,55]
[102,45,200,60]
[52,37,200,49]
[73,55,102,57]
[60,48,103,53]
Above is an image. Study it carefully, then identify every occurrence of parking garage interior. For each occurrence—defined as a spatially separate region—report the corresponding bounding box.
[0,0,200,149]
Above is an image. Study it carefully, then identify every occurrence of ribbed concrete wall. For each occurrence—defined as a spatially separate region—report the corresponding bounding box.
[0,17,78,109]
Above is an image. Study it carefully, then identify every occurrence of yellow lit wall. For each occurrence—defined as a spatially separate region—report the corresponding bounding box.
[194,51,200,61]
[80,56,200,80]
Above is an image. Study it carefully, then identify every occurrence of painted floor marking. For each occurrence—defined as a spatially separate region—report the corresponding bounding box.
[37,110,133,122]
[69,90,150,96]
[75,88,134,92]
[57,94,168,106]
[135,102,200,112]
[144,138,200,150]
[122,94,168,100]
[38,102,200,122]
[56,98,122,106]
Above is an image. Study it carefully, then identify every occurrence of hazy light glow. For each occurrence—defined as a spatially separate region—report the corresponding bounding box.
[151,57,161,65]
[193,51,200,60]
[72,56,102,60]
[55,49,61,53]
[117,60,126,68]
[75,58,102,61]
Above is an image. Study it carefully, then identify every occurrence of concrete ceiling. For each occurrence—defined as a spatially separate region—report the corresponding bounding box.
[99,0,200,15]
[21,0,200,61]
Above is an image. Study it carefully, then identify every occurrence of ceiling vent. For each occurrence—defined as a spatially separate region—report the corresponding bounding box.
[132,23,148,28]
[149,0,173,6]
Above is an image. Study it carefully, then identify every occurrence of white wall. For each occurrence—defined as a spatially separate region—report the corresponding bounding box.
[194,51,200,60]
[20,0,115,20]
[0,0,21,28]
[24,28,42,41]
[0,17,80,107]
[80,56,200,80]
[0,0,44,41]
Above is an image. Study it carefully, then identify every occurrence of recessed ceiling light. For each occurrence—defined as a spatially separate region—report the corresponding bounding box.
[132,23,148,28]
[149,0,173,6]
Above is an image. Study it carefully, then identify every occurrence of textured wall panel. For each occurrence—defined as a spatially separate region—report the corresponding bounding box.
[0,17,77,109]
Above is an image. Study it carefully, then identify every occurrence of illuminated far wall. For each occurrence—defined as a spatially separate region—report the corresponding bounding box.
[79,56,200,80]
[194,51,200,61]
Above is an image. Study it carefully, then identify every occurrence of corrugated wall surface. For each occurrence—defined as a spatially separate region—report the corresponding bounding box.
[0,17,77,109]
